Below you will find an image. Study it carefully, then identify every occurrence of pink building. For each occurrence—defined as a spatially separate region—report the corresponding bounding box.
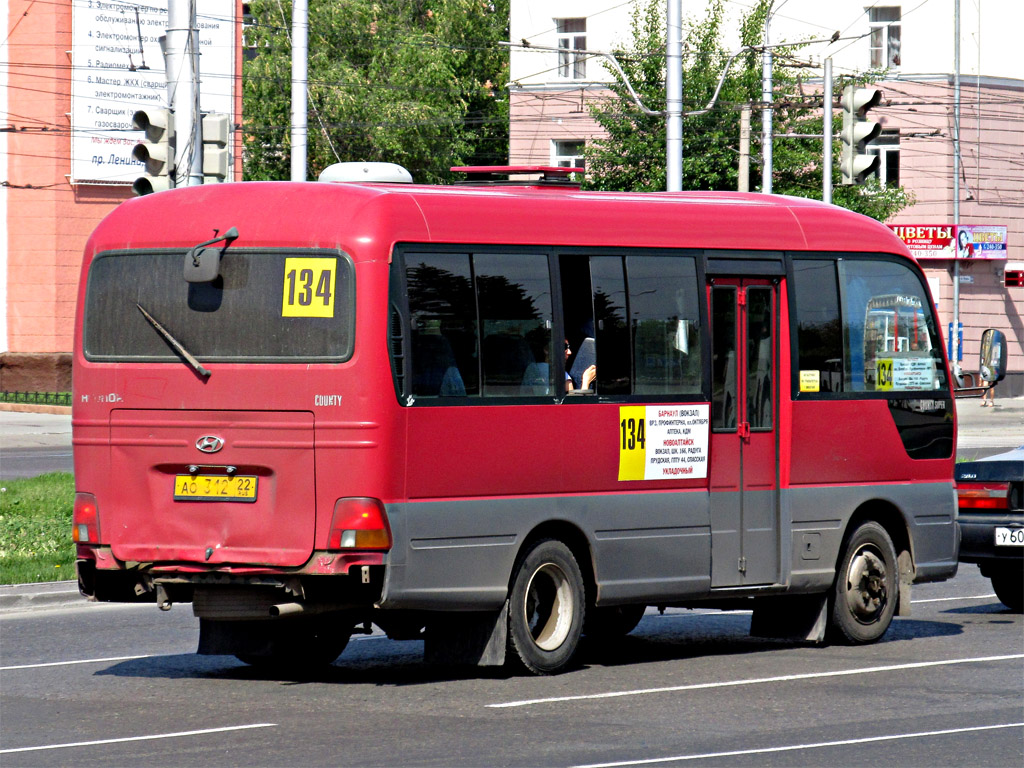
[1,0,243,391]
[509,1,1023,395]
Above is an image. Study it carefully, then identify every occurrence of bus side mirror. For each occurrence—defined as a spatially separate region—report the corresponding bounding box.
[183,226,239,283]
[978,328,1007,384]
[184,247,221,283]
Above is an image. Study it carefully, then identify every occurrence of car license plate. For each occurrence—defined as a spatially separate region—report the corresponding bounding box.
[174,474,258,502]
[994,527,1024,547]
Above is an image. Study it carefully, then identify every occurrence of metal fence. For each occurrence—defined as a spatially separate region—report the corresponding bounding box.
[1,391,72,406]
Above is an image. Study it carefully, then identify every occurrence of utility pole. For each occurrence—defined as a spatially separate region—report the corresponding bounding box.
[666,0,682,191]
[166,0,202,186]
[738,105,751,192]
[822,58,832,204]
[291,0,309,182]
[761,10,773,194]
[952,0,962,377]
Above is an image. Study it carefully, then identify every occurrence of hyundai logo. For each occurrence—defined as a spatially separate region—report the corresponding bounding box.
[195,435,225,454]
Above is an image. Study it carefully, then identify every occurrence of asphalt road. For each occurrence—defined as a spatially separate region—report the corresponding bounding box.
[1,568,1021,767]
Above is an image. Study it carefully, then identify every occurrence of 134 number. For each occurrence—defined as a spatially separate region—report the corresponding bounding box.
[620,417,646,451]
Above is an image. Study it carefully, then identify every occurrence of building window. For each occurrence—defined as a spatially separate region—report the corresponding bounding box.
[552,140,585,169]
[556,18,586,79]
[869,7,901,69]
[867,130,900,187]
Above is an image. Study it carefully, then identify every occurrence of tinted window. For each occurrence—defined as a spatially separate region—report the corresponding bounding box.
[591,256,630,395]
[629,256,702,395]
[746,287,773,429]
[711,286,738,429]
[841,259,947,392]
[84,250,354,362]
[476,254,552,397]
[792,259,843,393]
[406,253,478,397]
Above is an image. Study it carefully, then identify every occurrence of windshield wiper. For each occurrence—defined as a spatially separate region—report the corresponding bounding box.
[136,303,211,379]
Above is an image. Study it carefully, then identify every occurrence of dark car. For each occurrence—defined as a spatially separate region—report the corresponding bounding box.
[956,446,1024,612]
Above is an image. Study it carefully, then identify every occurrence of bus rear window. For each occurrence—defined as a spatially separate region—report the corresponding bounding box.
[83,250,354,362]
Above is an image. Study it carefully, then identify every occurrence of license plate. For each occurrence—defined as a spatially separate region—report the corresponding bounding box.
[174,474,258,502]
[994,527,1024,547]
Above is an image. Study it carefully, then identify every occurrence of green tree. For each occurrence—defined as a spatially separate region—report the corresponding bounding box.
[584,0,913,221]
[243,0,509,183]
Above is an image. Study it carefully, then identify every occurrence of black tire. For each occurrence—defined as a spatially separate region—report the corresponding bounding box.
[990,568,1024,613]
[828,521,898,644]
[584,604,646,639]
[235,619,351,670]
[507,539,585,675]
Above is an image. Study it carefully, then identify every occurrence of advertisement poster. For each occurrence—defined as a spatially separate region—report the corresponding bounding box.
[888,225,1007,261]
[70,2,235,184]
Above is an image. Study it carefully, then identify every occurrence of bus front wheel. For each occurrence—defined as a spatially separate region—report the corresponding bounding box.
[829,521,898,644]
[507,539,585,674]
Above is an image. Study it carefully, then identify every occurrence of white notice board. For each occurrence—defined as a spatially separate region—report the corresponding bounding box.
[70,1,235,184]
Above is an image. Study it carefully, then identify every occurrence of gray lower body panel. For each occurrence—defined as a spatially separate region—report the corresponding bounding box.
[378,481,957,611]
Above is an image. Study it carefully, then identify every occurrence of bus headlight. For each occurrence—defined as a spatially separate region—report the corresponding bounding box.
[328,497,392,550]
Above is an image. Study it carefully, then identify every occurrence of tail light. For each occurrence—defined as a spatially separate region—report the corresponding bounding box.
[328,497,392,550]
[72,493,101,544]
[957,482,1010,511]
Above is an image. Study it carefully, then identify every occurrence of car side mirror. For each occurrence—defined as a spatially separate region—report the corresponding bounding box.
[978,328,1007,383]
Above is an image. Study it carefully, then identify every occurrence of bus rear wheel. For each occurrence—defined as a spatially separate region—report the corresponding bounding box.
[829,521,898,644]
[507,539,585,675]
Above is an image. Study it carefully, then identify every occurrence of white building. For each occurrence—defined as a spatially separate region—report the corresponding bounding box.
[508,0,1024,394]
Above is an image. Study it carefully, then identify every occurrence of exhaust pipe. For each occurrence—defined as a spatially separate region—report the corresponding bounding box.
[268,601,354,618]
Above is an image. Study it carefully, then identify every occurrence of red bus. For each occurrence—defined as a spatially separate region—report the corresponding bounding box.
[73,166,961,674]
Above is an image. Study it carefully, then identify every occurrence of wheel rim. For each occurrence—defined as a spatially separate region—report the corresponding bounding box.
[523,562,575,651]
[844,544,889,624]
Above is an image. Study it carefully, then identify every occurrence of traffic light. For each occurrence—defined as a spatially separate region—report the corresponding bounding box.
[131,109,174,195]
[839,85,882,185]
[201,113,231,184]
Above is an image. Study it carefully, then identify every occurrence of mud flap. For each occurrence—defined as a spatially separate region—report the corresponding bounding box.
[424,601,508,666]
[897,550,913,617]
[750,594,828,643]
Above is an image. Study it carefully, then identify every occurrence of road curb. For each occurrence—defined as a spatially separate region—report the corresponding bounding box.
[0,583,84,613]
[0,403,72,415]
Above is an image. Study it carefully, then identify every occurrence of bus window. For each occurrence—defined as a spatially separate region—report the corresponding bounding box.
[711,286,738,429]
[840,260,947,392]
[792,259,844,393]
[405,253,478,397]
[629,256,702,396]
[476,253,553,397]
[746,287,773,429]
[84,250,355,362]
[591,256,630,395]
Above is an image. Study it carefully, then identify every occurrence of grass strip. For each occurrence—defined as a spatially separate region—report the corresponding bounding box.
[0,472,76,584]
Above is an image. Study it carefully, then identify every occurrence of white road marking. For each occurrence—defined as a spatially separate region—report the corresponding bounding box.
[0,654,155,671]
[911,593,997,604]
[570,722,1024,768]
[489,654,1024,709]
[0,723,277,754]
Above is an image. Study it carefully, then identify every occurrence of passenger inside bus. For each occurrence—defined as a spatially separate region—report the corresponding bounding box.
[412,320,466,397]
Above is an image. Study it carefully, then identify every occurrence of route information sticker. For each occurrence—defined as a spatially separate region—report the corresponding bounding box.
[618,404,710,481]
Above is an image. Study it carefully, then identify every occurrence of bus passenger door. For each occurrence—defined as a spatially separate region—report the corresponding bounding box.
[709,278,779,587]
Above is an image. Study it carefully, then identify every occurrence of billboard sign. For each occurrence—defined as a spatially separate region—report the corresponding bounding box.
[888,224,1008,260]
[70,2,235,184]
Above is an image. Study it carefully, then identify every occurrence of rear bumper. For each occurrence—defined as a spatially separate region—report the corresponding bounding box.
[959,514,1024,565]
